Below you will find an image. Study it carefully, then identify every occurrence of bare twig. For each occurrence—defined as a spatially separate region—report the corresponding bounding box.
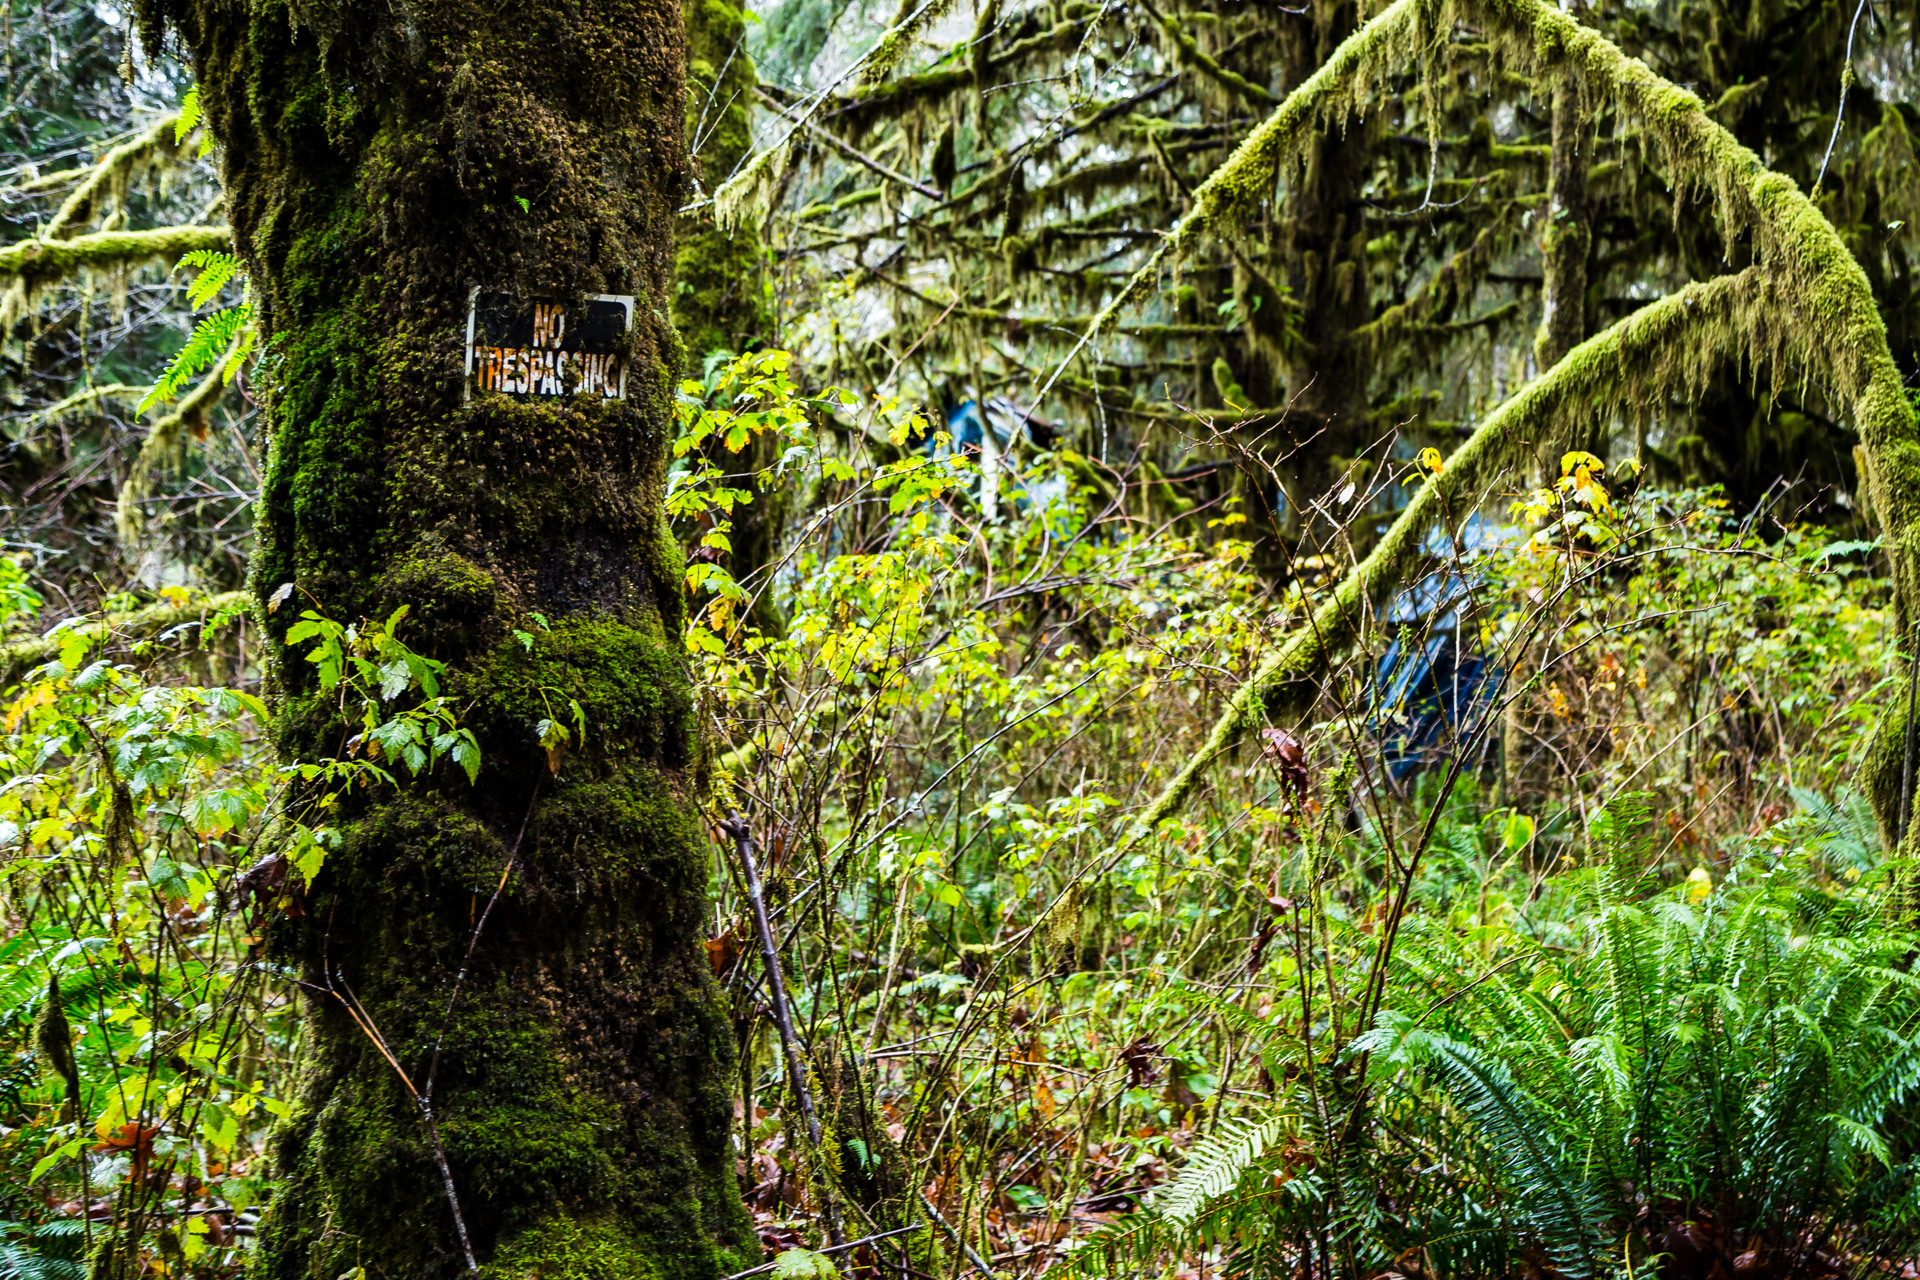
[916,1190,997,1280]
[1814,0,1875,194]
[725,1225,927,1280]
[721,812,848,1255]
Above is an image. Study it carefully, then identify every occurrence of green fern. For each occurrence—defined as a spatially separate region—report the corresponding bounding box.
[177,248,240,308]
[1107,790,1920,1279]
[173,84,202,145]
[172,83,214,158]
[1412,1036,1607,1277]
[0,1219,86,1280]
[1151,1115,1289,1227]
[139,296,253,413]
[139,247,252,413]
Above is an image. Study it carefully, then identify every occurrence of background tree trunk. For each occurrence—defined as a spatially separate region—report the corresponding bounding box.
[134,0,757,1274]
[1534,73,1590,373]
[678,0,787,635]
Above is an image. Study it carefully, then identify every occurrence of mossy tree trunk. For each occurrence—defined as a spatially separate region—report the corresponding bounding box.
[133,0,756,1275]
[677,0,769,362]
[1274,0,1372,536]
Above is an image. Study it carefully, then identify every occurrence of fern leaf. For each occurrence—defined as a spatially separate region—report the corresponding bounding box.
[178,248,241,308]
[139,301,252,412]
[1418,1036,1606,1278]
[1151,1114,1288,1227]
[174,84,203,145]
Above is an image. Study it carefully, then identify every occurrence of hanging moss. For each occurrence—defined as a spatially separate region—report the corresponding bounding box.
[1039,0,1920,847]
[132,0,759,1268]
[0,224,230,282]
[1130,270,1769,836]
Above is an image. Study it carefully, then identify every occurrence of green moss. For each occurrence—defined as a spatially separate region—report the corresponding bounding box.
[138,0,760,1262]
[677,0,768,363]
[1860,695,1910,857]
[0,224,231,282]
[482,1217,664,1280]
[1062,0,1920,855]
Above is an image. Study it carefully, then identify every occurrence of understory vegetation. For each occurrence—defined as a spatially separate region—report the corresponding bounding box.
[6,0,1920,1270]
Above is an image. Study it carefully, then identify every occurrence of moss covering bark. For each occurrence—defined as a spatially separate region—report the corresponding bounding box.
[0,224,230,281]
[1534,73,1590,371]
[130,0,758,1272]
[1084,0,1920,847]
[677,0,768,361]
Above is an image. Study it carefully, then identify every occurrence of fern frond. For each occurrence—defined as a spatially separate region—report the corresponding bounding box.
[139,301,252,413]
[174,84,203,146]
[1151,1114,1289,1227]
[176,248,240,308]
[1417,1036,1607,1279]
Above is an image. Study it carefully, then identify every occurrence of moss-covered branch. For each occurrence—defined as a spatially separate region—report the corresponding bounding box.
[13,383,148,426]
[1130,273,1760,835]
[42,114,188,241]
[0,591,248,685]
[1060,0,1920,838]
[0,224,231,282]
[1142,0,1275,107]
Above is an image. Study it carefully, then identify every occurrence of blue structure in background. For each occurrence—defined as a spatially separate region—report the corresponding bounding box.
[1373,516,1509,780]
[934,404,1504,780]
[943,397,1056,452]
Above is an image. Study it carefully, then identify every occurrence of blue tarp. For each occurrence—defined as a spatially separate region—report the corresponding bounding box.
[1373,516,1512,778]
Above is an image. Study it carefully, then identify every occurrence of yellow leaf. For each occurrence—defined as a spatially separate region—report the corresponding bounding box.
[1560,450,1605,477]
[1416,447,1445,476]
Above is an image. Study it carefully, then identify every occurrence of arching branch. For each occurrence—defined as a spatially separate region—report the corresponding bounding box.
[1128,272,1762,837]
[1087,0,1920,837]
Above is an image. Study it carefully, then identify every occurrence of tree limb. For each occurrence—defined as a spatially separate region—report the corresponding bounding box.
[0,591,250,684]
[0,225,230,282]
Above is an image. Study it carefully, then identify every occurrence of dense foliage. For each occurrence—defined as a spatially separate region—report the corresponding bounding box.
[6,0,1920,1271]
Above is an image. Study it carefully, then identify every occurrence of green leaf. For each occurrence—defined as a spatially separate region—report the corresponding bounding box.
[450,733,482,784]
[175,84,203,144]
[202,1107,239,1153]
[30,1138,83,1184]
[290,831,327,887]
[771,1249,837,1280]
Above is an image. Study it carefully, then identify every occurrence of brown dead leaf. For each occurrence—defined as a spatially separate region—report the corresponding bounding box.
[705,932,739,977]
[1260,728,1310,803]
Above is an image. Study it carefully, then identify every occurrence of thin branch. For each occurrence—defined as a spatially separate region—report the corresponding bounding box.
[721,812,849,1255]
[1814,0,1874,194]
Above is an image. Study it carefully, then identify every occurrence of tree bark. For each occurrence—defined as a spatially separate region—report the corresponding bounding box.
[677,0,769,362]
[1534,74,1590,372]
[133,0,756,1275]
